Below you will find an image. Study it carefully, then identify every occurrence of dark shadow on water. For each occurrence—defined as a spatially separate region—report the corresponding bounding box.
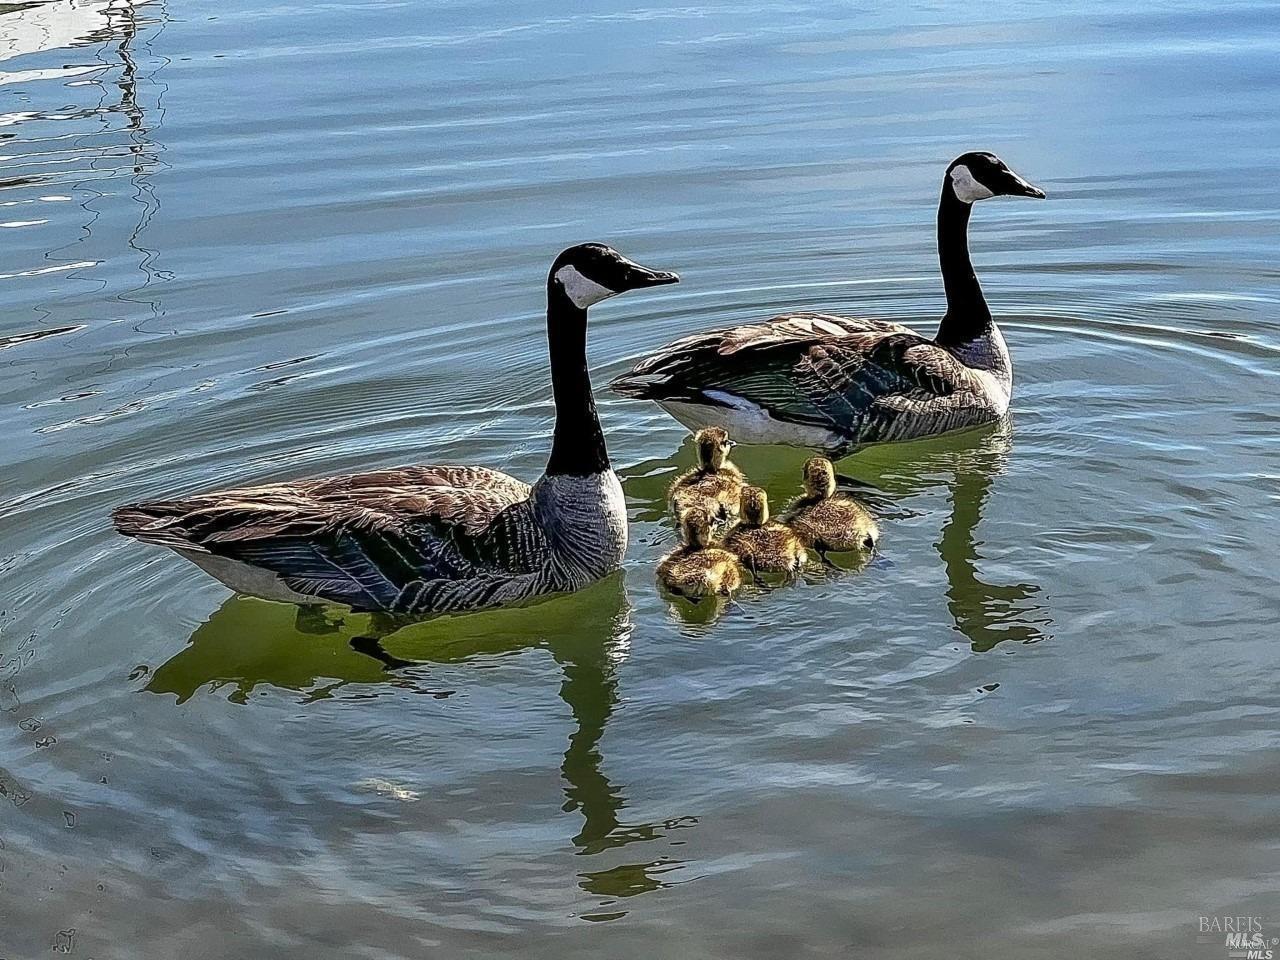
[147,573,696,915]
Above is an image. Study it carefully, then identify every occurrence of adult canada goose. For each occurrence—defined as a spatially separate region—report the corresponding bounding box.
[668,426,744,521]
[725,486,808,576]
[657,506,743,599]
[113,243,678,616]
[611,152,1045,456]
[784,457,879,553]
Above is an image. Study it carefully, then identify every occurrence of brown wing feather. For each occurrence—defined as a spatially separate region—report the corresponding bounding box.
[787,335,1000,442]
[617,312,913,383]
[112,464,531,552]
[711,313,915,355]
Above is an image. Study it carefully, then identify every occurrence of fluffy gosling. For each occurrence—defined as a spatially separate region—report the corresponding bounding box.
[669,427,744,522]
[726,486,808,576]
[784,457,879,553]
[657,506,744,600]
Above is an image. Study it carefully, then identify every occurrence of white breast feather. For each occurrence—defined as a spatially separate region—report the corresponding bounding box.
[660,395,842,449]
[949,325,1013,413]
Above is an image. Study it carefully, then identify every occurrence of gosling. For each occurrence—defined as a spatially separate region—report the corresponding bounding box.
[657,506,744,599]
[726,486,808,576]
[668,427,744,522]
[784,457,880,553]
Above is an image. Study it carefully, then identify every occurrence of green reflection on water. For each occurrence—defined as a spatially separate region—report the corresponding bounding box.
[939,456,1051,652]
[147,573,695,917]
[148,574,633,704]
[853,421,1053,652]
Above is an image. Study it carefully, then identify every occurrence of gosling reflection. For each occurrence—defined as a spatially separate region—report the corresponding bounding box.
[147,574,695,904]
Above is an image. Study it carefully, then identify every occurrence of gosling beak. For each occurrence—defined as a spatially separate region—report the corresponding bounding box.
[1004,170,1046,199]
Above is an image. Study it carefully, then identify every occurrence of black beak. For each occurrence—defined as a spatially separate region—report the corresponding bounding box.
[1003,169,1046,199]
[623,265,680,290]
[616,253,680,291]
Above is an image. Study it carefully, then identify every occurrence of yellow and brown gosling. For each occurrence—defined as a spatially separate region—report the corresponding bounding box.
[726,486,808,576]
[784,457,879,553]
[668,426,744,522]
[657,506,744,599]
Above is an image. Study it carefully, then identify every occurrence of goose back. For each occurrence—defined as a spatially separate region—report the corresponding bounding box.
[615,318,1011,455]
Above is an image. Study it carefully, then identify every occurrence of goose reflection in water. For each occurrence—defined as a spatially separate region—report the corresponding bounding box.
[146,574,694,911]
[856,420,1053,652]
[937,449,1050,652]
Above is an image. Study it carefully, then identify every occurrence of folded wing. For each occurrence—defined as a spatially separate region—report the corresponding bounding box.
[614,312,992,444]
[795,335,997,443]
[112,466,539,610]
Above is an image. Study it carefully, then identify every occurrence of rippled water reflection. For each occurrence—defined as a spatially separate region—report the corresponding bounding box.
[3,0,1279,956]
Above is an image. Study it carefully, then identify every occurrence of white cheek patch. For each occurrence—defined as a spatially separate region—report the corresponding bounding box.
[950,164,995,203]
[555,264,617,309]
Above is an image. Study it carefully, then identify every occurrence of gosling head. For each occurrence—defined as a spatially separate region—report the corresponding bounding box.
[549,242,679,310]
[679,506,714,549]
[802,457,837,499]
[740,486,770,526]
[945,152,1045,205]
[694,427,735,470]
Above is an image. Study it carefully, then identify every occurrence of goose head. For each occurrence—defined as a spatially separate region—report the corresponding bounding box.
[802,457,837,499]
[740,486,770,526]
[694,426,735,470]
[679,506,714,549]
[945,152,1045,205]
[550,242,679,310]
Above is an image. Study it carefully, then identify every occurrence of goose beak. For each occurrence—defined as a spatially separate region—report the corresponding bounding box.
[1004,170,1046,199]
[621,262,680,290]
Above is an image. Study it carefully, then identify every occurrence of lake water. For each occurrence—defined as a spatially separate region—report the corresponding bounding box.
[3,1,1279,956]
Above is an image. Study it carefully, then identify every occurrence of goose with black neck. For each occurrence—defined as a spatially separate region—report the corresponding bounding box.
[113,243,678,616]
[611,151,1046,455]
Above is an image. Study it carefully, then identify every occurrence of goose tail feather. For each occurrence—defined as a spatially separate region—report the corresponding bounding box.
[112,501,210,552]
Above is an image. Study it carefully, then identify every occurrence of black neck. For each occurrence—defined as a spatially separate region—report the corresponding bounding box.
[934,186,992,347]
[544,284,609,476]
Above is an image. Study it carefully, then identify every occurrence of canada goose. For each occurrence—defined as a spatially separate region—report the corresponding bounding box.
[725,486,808,576]
[668,426,744,521]
[657,506,744,599]
[113,243,679,616]
[611,152,1046,456]
[784,457,879,553]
